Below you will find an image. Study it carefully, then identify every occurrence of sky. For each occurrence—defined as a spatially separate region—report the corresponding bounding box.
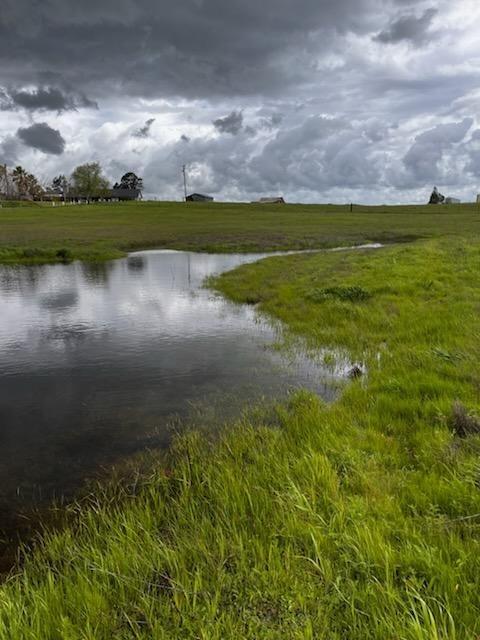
[1,0,480,203]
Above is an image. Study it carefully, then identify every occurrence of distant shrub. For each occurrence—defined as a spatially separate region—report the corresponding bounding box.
[308,285,371,303]
[450,401,480,437]
[348,364,365,379]
[22,248,45,258]
[56,248,72,262]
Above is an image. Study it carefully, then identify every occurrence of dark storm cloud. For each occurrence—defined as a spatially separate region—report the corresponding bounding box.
[213,111,243,135]
[0,86,97,112]
[2,0,480,204]
[17,122,66,155]
[11,87,71,111]
[0,0,397,100]
[374,8,437,45]
[132,118,155,138]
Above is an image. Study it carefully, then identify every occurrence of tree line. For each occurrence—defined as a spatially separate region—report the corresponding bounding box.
[0,162,143,201]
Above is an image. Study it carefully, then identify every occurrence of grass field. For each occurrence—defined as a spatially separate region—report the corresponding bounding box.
[0,206,480,637]
[1,200,480,262]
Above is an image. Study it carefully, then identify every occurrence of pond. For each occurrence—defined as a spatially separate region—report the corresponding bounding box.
[0,249,351,549]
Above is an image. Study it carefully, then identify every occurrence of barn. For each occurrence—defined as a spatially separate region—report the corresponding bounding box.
[110,188,141,201]
[186,193,214,202]
[257,196,285,204]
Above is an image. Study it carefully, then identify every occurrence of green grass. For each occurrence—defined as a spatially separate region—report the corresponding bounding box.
[1,235,480,637]
[1,199,480,263]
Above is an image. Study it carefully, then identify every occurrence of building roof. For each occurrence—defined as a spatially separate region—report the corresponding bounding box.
[257,196,285,203]
[186,193,214,201]
[111,188,141,200]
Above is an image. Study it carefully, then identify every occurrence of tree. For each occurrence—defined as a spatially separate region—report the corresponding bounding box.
[70,162,110,201]
[25,172,44,199]
[51,174,70,200]
[429,186,445,205]
[12,166,29,197]
[10,166,44,199]
[118,171,143,193]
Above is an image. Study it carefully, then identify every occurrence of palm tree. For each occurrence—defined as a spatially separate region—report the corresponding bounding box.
[12,166,29,197]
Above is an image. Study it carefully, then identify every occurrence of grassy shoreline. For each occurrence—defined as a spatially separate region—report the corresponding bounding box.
[0,235,480,637]
[1,200,480,264]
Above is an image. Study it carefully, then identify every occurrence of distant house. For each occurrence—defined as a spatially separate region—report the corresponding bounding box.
[69,188,141,203]
[445,197,460,204]
[186,193,214,202]
[110,188,141,201]
[257,197,285,204]
[40,192,63,202]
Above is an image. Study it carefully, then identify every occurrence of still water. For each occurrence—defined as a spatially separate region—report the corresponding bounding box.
[0,250,347,524]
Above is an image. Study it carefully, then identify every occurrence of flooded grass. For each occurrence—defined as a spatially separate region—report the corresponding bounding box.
[1,237,480,636]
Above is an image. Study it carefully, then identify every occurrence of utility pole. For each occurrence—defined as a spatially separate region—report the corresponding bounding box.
[182,164,188,202]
